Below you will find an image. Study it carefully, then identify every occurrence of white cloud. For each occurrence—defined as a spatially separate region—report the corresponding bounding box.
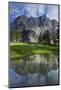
[9,3,59,21]
[25,4,44,17]
[47,5,58,21]
[38,5,45,15]
[10,8,20,14]
[24,4,58,21]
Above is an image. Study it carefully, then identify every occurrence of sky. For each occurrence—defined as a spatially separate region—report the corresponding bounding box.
[9,2,59,23]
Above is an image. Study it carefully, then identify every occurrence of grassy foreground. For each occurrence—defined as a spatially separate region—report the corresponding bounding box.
[10,42,58,60]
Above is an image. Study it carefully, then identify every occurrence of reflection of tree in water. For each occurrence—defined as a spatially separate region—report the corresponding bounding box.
[10,54,58,75]
[39,63,49,74]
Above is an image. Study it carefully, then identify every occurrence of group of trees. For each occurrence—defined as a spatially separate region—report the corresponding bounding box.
[38,30,59,44]
[38,30,50,44]
[10,28,21,42]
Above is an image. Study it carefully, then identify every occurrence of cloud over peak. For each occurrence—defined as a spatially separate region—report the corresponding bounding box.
[9,2,59,23]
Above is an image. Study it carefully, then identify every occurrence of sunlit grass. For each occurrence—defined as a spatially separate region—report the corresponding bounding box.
[10,42,58,59]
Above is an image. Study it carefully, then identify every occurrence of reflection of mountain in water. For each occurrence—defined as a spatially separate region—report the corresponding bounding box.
[10,54,58,75]
[9,54,59,87]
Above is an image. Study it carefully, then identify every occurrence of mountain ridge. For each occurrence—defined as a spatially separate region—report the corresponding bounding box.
[10,15,59,43]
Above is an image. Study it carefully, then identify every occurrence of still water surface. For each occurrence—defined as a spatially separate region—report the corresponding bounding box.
[9,54,59,87]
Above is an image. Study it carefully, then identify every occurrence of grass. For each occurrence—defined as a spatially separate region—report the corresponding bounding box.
[10,42,58,60]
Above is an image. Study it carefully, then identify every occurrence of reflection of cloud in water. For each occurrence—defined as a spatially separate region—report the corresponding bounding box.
[48,69,59,85]
[9,68,59,88]
[9,69,26,87]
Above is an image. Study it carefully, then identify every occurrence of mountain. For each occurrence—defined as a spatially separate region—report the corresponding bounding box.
[10,15,59,43]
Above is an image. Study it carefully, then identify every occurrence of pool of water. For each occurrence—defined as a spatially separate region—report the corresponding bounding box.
[9,54,59,88]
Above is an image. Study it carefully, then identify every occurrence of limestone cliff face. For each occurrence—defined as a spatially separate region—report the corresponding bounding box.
[10,15,59,43]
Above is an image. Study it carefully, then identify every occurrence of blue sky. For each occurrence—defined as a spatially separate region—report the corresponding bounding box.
[9,2,58,23]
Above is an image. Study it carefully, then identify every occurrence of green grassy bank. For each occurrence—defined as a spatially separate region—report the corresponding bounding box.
[10,42,58,60]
